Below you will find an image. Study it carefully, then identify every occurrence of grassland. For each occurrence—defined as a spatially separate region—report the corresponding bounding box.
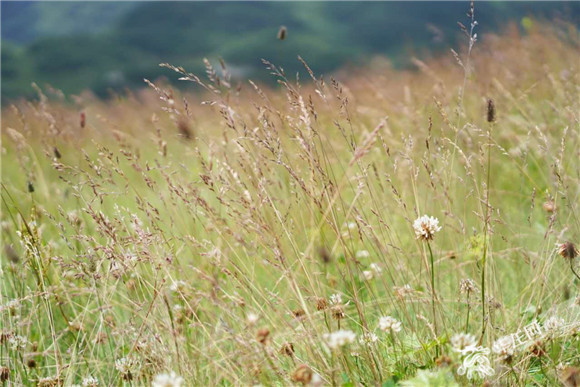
[1,20,579,386]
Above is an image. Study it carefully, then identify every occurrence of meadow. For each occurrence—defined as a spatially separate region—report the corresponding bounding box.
[1,18,579,386]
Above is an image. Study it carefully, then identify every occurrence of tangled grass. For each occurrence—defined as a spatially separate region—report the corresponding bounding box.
[1,19,579,386]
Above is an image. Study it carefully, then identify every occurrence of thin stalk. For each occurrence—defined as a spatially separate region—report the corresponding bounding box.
[427,242,439,356]
[480,124,493,344]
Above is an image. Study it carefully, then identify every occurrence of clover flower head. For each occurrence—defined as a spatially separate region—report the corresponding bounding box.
[450,333,477,355]
[152,371,184,387]
[457,346,494,380]
[323,330,357,349]
[413,215,441,241]
[378,316,402,333]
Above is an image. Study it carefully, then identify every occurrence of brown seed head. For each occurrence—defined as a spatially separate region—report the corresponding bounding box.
[558,242,578,260]
[487,99,495,123]
[80,111,86,128]
[0,367,9,382]
[27,358,37,368]
[280,342,295,357]
[528,340,545,357]
[318,246,331,264]
[292,364,313,385]
[435,355,452,367]
[543,201,556,213]
[561,366,580,387]
[331,305,345,320]
[292,309,306,319]
[315,297,328,311]
[278,26,287,41]
[256,328,270,345]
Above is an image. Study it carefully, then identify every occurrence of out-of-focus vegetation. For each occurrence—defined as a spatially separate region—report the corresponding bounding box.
[1,17,579,385]
[2,1,579,102]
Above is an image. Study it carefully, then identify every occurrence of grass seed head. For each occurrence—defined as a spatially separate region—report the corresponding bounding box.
[487,98,495,123]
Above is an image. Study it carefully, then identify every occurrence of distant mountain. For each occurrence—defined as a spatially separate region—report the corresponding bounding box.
[2,1,578,102]
[1,2,137,44]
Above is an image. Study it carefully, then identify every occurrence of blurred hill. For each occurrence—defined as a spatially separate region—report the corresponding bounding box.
[2,1,579,102]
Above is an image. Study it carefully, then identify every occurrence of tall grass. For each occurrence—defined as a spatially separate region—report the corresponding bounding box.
[1,20,579,386]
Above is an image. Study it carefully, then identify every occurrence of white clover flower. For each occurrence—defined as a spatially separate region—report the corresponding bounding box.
[492,335,515,359]
[152,371,184,387]
[310,372,323,386]
[369,263,382,275]
[115,356,141,377]
[450,333,477,355]
[4,299,20,310]
[246,312,259,325]
[413,215,441,241]
[544,316,564,332]
[169,280,187,293]
[378,316,402,333]
[8,335,27,351]
[323,330,357,349]
[359,332,378,345]
[362,270,374,281]
[329,293,342,305]
[82,376,99,386]
[356,250,370,259]
[457,346,495,380]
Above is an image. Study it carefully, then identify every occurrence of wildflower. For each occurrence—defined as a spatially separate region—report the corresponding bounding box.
[544,316,564,332]
[400,369,460,387]
[450,333,477,355]
[82,376,99,386]
[8,335,27,351]
[152,371,184,387]
[558,242,578,260]
[362,270,374,281]
[492,335,515,359]
[329,294,342,305]
[413,215,441,241]
[330,305,345,320]
[310,372,323,386]
[378,316,402,333]
[115,356,141,380]
[37,375,61,387]
[457,346,495,380]
[459,279,479,294]
[369,263,382,275]
[359,332,378,345]
[246,312,259,325]
[169,280,187,293]
[356,250,370,259]
[323,330,357,349]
